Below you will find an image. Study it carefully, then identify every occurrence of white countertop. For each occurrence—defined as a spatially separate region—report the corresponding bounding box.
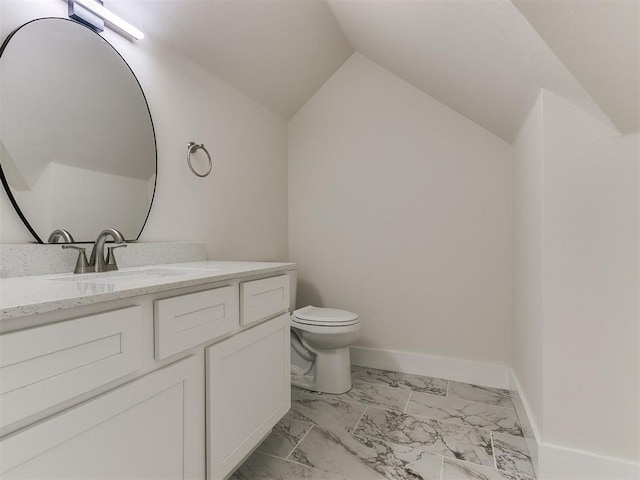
[0,261,295,320]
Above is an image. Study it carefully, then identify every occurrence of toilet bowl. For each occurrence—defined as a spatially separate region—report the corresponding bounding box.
[288,270,360,394]
[290,306,360,394]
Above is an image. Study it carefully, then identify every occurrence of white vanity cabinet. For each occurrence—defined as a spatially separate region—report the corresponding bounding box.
[206,313,291,479]
[0,356,204,480]
[0,306,143,432]
[0,263,294,480]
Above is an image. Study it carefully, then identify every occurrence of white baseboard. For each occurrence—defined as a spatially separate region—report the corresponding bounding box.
[539,443,640,480]
[509,370,639,480]
[509,369,541,477]
[349,346,510,389]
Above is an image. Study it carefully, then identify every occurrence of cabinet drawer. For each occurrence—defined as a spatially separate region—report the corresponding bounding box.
[206,313,290,479]
[154,285,239,360]
[0,306,143,432]
[240,275,289,326]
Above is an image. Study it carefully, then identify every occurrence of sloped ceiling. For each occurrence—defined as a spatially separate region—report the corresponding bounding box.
[513,0,639,134]
[113,0,353,119]
[327,0,617,142]
[113,0,638,142]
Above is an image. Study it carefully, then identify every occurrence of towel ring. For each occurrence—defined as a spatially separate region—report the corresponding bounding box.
[186,142,212,177]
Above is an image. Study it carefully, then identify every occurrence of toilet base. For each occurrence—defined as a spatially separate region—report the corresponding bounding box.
[291,346,352,394]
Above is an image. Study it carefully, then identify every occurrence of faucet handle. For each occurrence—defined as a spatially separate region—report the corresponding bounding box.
[105,244,127,271]
[62,245,91,274]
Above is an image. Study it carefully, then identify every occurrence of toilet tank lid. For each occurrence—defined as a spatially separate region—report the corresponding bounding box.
[293,306,359,324]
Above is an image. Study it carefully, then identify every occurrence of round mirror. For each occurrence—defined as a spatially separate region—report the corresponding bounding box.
[0,18,157,243]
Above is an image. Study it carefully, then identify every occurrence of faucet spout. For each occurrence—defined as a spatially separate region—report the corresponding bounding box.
[89,228,126,272]
[47,229,75,243]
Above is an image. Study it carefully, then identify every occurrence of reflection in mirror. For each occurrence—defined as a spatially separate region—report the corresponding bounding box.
[0,18,156,243]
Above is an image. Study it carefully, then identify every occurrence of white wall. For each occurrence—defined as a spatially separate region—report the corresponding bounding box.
[513,90,639,475]
[512,93,544,435]
[289,53,513,365]
[0,0,288,262]
[543,92,638,462]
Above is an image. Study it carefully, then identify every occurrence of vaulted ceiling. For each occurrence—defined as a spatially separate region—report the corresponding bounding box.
[513,0,639,135]
[113,0,353,119]
[113,0,639,143]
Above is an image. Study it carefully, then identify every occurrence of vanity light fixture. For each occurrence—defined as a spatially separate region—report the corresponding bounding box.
[68,0,144,40]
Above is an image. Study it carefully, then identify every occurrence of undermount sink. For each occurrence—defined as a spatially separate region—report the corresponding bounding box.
[49,267,217,283]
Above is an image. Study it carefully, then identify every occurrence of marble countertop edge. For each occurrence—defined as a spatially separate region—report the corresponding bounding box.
[1,261,296,321]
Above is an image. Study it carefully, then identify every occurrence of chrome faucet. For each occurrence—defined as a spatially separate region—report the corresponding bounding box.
[89,228,126,272]
[47,229,75,243]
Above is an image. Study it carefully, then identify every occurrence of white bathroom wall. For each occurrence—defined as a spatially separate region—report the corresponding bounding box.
[512,90,640,476]
[511,94,544,436]
[289,53,514,367]
[0,0,288,262]
[542,92,639,463]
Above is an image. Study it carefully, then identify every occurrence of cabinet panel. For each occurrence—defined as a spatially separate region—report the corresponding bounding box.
[0,306,143,431]
[240,275,289,326]
[206,313,290,479]
[0,355,204,480]
[154,285,239,360]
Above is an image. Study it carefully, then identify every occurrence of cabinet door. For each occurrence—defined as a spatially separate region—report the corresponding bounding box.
[206,313,290,480]
[0,356,204,480]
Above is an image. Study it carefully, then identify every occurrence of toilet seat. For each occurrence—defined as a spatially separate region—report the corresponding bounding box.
[291,306,359,327]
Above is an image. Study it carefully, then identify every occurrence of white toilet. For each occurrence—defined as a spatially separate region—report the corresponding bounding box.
[288,271,360,394]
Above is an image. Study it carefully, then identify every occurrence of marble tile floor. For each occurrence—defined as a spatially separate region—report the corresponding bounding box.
[232,366,536,480]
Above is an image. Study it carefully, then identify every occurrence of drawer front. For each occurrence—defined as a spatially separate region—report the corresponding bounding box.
[154,285,239,360]
[0,306,143,432]
[240,275,289,326]
[206,313,290,479]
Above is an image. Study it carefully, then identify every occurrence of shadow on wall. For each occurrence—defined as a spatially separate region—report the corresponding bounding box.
[295,278,323,310]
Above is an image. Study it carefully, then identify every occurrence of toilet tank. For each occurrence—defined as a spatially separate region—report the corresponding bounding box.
[288,269,297,313]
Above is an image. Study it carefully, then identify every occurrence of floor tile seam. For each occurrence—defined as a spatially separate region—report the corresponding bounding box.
[350,378,415,394]
[355,367,450,383]
[311,394,407,414]
[351,377,448,396]
[350,405,368,433]
[403,404,524,437]
[492,430,528,442]
[309,419,484,476]
[292,393,519,437]
[303,394,520,439]
[308,417,427,452]
[415,388,517,411]
[346,431,495,472]
[280,416,315,431]
[293,385,402,403]
[488,430,537,478]
[403,391,412,414]
[381,404,505,439]
[284,424,314,461]
[337,430,455,480]
[490,431,498,470]
[449,381,511,395]
[257,450,350,480]
[446,455,536,480]
[441,391,516,412]
[491,445,536,479]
